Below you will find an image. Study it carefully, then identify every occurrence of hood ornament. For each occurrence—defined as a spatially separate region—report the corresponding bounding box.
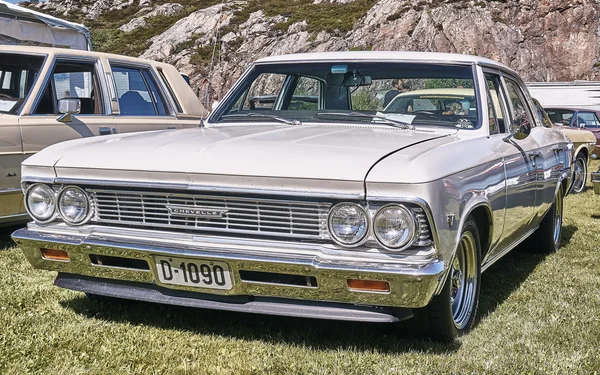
[166,205,228,219]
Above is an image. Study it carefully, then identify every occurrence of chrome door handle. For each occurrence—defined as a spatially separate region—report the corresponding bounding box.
[529,152,541,167]
[99,127,116,136]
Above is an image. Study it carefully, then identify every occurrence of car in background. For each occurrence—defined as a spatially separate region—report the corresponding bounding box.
[544,107,600,153]
[0,45,207,226]
[533,100,596,193]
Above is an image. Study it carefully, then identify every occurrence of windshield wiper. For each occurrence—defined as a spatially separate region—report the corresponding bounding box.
[221,112,303,126]
[315,112,414,130]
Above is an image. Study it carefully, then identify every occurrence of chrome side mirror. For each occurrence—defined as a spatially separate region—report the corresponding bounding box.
[57,98,81,123]
[503,119,531,142]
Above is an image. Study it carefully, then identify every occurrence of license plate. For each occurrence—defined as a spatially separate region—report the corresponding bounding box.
[154,256,233,290]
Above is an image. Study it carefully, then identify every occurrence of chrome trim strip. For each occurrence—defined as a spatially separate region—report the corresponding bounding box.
[47,177,364,199]
[0,213,29,224]
[481,227,537,272]
[0,188,22,195]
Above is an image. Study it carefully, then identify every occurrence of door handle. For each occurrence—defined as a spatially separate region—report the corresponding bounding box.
[529,152,541,167]
[6,173,16,177]
[99,127,116,136]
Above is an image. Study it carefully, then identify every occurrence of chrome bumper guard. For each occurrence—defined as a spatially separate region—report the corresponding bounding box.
[12,224,446,320]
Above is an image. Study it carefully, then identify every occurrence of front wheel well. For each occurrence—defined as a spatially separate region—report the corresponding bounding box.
[469,206,492,260]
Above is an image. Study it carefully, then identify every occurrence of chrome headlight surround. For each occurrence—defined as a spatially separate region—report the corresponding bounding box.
[372,204,419,251]
[327,202,370,247]
[57,186,92,225]
[25,183,57,223]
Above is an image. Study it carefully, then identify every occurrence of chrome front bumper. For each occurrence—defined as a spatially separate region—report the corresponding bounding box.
[12,224,446,321]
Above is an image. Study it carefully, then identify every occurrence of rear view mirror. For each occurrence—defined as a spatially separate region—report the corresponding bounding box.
[341,72,372,87]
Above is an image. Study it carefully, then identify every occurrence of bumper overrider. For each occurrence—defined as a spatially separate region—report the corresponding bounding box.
[12,224,445,323]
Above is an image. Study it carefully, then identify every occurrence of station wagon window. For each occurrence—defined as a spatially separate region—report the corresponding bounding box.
[0,54,44,114]
[576,112,600,128]
[111,65,168,116]
[504,78,534,130]
[34,61,104,115]
[157,69,182,113]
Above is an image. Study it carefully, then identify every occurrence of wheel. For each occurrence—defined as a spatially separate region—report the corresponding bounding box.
[570,153,587,193]
[529,184,564,253]
[410,217,481,341]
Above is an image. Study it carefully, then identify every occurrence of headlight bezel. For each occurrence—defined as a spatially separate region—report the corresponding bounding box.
[57,185,92,225]
[372,203,419,251]
[327,202,370,247]
[25,183,57,223]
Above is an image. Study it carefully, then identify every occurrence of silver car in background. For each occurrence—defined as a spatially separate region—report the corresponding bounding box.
[13,52,572,341]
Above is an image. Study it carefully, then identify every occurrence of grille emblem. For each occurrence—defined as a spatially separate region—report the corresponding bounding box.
[166,205,228,219]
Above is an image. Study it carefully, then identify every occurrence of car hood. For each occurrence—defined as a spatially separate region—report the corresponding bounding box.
[25,125,452,194]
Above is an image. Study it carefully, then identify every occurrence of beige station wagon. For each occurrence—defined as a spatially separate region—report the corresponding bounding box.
[0,46,207,225]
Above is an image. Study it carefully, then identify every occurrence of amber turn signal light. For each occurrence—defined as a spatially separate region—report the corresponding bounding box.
[347,279,390,292]
[41,248,69,261]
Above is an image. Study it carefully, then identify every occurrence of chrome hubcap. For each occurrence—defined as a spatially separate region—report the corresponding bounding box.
[572,157,586,193]
[450,231,478,330]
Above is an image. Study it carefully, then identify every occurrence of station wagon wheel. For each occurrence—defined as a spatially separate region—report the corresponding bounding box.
[408,216,481,341]
[571,153,587,193]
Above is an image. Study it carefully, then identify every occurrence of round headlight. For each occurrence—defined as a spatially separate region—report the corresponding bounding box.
[373,205,417,250]
[26,184,56,221]
[58,187,89,224]
[328,203,369,246]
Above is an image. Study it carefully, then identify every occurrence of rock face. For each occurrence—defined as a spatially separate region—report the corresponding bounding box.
[34,0,600,101]
[119,3,184,33]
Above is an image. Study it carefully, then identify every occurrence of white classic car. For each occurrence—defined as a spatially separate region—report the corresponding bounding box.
[12,52,573,341]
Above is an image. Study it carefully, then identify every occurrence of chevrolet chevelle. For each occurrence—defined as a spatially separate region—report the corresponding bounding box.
[12,52,573,341]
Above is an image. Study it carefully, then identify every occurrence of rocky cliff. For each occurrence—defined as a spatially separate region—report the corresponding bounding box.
[29,0,600,103]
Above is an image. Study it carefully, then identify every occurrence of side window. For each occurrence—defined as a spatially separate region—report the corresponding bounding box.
[484,73,509,134]
[34,61,103,115]
[238,73,286,111]
[576,112,600,128]
[504,78,534,129]
[287,76,321,110]
[157,69,182,113]
[111,65,169,116]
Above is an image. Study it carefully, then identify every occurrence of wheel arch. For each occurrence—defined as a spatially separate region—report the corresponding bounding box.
[434,200,492,295]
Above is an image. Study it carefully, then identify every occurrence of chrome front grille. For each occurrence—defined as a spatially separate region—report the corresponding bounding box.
[88,189,331,240]
[413,208,433,246]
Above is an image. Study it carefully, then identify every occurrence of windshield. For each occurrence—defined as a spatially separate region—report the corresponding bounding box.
[0,53,45,114]
[212,62,479,129]
[545,109,574,125]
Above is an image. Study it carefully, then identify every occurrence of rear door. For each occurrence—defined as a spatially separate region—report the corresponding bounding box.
[19,55,116,157]
[109,62,181,133]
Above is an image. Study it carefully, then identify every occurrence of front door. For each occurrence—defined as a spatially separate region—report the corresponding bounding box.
[483,72,540,262]
[0,115,23,219]
[19,57,115,158]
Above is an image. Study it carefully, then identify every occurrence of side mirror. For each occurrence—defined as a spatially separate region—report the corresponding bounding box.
[57,98,81,123]
[503,119,531,142]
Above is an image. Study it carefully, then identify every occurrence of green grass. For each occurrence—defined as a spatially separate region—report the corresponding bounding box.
[1,164,600,374]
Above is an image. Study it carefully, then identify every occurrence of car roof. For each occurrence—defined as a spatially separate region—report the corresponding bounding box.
[0,45,169,67]
[544,106,600,113]
[256,51,512,70]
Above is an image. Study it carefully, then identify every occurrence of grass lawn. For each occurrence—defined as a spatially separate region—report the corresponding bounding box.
[1,164,599,374]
